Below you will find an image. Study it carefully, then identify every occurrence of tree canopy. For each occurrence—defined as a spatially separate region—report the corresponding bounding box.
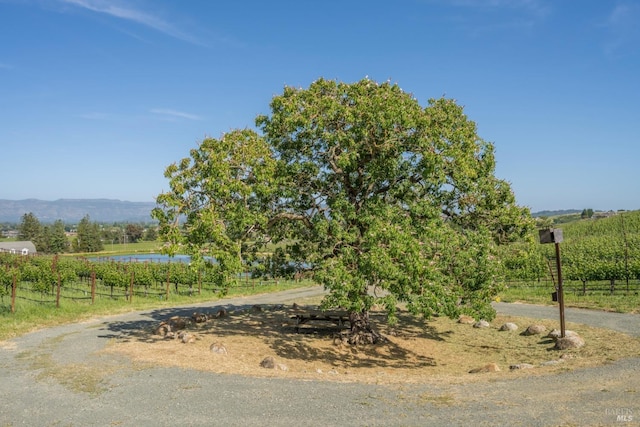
[153,78,532,342]
[18,212,41,243]
[73,215,103,253]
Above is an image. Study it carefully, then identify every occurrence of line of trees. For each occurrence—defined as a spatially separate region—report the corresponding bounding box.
[13,213,158,254]
[17,213,70,254]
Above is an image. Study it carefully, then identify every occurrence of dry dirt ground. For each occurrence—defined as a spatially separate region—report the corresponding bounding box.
[103,300,640,386]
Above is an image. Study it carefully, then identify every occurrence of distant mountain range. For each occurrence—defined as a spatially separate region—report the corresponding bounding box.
[0,199,597,224]
[0,199,157,223]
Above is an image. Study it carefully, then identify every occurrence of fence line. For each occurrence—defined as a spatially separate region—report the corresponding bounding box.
[3,275,290,313]
[505,279,640,295]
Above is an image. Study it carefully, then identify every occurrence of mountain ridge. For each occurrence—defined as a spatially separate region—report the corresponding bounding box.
[0,199,156,223]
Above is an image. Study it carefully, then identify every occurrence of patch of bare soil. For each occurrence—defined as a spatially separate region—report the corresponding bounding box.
[103,303,640,385]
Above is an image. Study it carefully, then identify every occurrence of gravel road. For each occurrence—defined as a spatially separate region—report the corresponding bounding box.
[1,287,638,427]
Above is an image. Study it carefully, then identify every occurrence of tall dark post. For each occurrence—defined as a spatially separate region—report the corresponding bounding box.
[539,228,566,338]
[554,241,566,338]
[11,273,16,314]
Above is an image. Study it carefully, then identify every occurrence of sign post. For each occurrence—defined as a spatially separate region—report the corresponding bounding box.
[539,228,566,338]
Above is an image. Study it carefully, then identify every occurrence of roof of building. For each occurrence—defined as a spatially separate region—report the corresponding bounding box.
[0,241,37,254]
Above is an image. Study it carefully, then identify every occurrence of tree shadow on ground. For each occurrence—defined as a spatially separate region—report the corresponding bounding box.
[96,302,258,342]
[98,303,450,369]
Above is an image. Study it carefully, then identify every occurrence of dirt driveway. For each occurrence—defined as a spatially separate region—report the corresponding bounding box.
[1,287,638,427]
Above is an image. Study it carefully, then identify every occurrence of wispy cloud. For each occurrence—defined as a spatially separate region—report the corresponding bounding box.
[602,2,640,57]
[58,0,205,46]
[151,108,202,121]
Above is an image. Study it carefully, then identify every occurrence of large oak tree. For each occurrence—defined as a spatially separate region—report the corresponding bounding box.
[153,78,532,343]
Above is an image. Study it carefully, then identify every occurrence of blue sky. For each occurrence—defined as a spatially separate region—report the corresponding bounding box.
[1,0,638,212]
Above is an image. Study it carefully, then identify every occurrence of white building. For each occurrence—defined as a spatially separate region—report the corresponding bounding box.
[0,241,37,255]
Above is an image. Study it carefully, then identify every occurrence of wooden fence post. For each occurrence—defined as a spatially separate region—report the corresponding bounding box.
[165,267,170,300]
[11,273,16,314]
[91,270,96,304]
[56,273,61,308]
[129,271,134,303]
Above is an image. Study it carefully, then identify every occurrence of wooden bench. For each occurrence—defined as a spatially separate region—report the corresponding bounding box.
[291,309,350,332]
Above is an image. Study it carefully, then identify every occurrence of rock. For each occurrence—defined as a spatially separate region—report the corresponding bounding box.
[168,316,187,331]
[554,334,585,350]
[178,331,196,344]
[276,363,288,371]
[509,363,534,370]
[210,343,228,355]
[458,315,475,325]
[469,363,501,374]
[473,320,490,328]
[154,323,170,336]
[260,356,276,369]
[252,304,262,313]
[216,308,228,318]
[499,322,518,332]
[547,329,578,340]
[191,312,208,323]
[522,324,547,336]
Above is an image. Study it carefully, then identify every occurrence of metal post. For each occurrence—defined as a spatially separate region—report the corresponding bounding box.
[555,242,566,338]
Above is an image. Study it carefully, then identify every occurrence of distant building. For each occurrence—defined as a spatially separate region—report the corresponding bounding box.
[0,241,37,255]
[593,210,617,219]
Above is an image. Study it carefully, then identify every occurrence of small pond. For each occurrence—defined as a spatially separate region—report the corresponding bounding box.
[89,254,195,264]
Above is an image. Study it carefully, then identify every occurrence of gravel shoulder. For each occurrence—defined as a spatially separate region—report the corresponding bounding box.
[1,287,638,427]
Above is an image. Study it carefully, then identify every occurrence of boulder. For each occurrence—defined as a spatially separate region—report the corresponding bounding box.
[210,343,228,355]
[260,356,276,369]
[191,312,208,323]
[547,329,578,340]
[178,331,196,344]
[499,322,518,332]
[168,316,187,331]
[522,324,547,336]
[154,323,171,336]
[458,315,475,325]
[554,334,585,350]
[473,320,490,328]
[469,363,501,374]
[509,363,534,370]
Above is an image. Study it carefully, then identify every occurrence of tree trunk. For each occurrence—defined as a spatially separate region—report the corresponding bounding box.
[342,310,384,345]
